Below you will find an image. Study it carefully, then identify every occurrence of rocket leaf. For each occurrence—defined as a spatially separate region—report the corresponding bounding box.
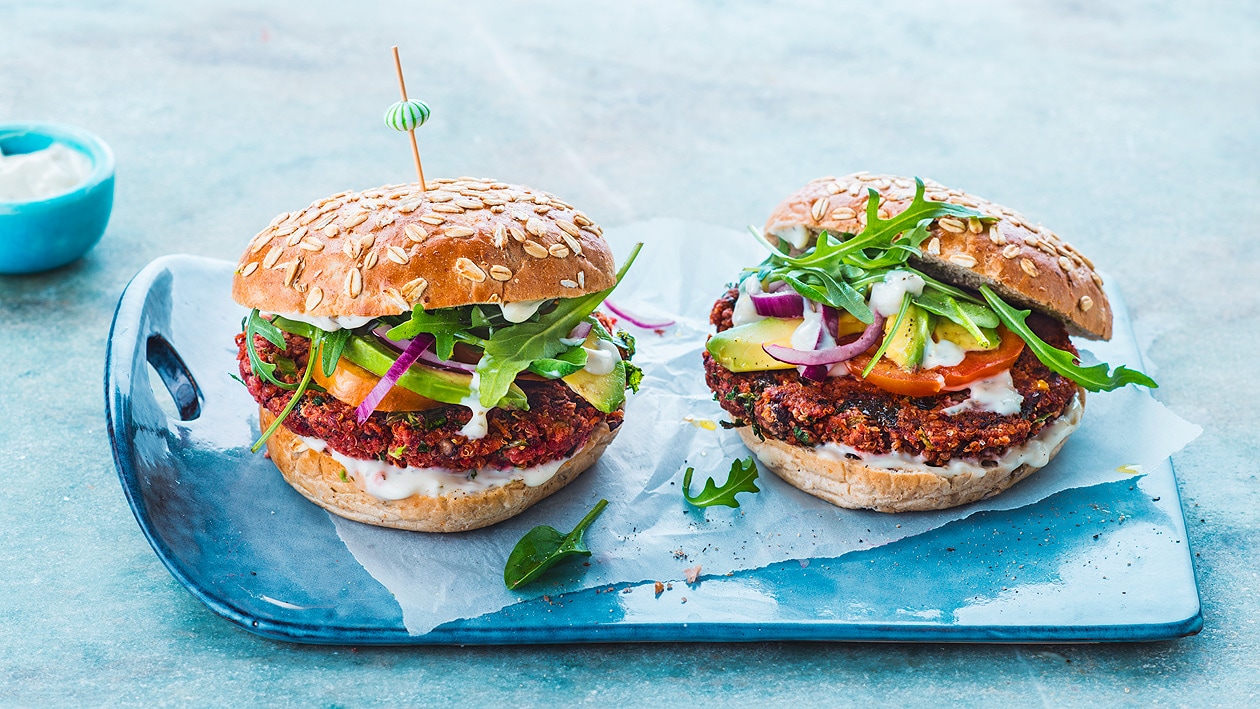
[682,456,761,509]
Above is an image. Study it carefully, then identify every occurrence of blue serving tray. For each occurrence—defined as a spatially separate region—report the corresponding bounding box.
[105,255,1202,644]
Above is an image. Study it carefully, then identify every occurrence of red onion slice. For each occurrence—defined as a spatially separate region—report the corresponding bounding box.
[355,335,434,423]
[822,305,840,339]
[602,300,676,329]
[800,364,828,381]
[762,313,886,367]
[568,321,593,341]
[751,291,805,318]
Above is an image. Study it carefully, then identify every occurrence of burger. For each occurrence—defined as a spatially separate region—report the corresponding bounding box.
[704,173,1155,512]
[232,177,641,532]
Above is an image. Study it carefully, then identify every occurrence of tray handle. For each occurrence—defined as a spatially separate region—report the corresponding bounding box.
[146,333,202,421]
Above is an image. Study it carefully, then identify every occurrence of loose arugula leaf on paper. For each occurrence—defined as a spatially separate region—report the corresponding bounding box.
[682,457,761,509]
[503,499,609,590]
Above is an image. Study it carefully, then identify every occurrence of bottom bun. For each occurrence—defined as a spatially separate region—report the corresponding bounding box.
[262,407,619,532]
[737,391,1084,512]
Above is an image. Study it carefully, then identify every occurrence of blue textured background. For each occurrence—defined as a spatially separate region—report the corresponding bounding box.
[1,0,1256,704]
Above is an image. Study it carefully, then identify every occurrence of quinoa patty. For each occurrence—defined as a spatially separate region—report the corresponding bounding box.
[705,288,1080,466]
[237,331,620,472]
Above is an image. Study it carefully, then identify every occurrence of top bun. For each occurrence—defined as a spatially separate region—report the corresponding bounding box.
[763,173,1112,340]
[232,177,616,317]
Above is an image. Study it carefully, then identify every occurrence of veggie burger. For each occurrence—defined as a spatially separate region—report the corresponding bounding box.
[233,177,640,532]
[704,173,1155,512]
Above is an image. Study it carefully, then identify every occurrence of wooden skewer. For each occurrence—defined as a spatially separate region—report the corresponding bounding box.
[392,45,426,191]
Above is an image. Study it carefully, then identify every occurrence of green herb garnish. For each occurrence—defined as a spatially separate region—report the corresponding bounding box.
[320,327,352,378]
[244,309,296,390]
[979,285,1157,392]
[624,362,644,393]
[475,243,642,408]
[251,329,324,452]
[503,499,608,590]
[682,456,760,509]
[386,306,477,361]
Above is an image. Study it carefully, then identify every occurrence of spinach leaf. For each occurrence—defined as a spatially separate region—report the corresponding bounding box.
[319,327,353,378]
[527,345,588,379]
[682,457,761,509]
[476,243,642,408]
[979,285,1157,392]
[503,499,608,590]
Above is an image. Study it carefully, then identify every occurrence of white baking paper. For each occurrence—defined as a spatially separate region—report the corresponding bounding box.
[329,218,1201,634]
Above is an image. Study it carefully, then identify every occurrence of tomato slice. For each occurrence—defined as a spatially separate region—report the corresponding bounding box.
[845,326,1026,397]
[845,356,945,396]
[311,355,444,412]
[940,326,1025,389]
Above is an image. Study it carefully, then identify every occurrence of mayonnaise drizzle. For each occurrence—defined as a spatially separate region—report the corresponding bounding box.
[270,312,375,332]
[942,370,1024,416]
[583,338,621,375]
[731,275,765,327]
[500,299,545,323]
[458,371,491,439]
[297,436,569,500]
[812,395,1082,477]
[767,223,811,250]
[921,336,966,369]
[868,270,925,318]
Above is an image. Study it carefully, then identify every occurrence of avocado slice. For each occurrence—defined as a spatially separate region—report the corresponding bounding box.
[270,316,527,410]
[706,317,803,372]
[562,331,627,413]
[934,320,999,351]
[882,304,932,370]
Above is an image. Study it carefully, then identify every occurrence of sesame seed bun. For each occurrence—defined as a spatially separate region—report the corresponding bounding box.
[738,391,1084,512]
[263,407,620,533]
[763,173,1112,340]
[231,177,616,317]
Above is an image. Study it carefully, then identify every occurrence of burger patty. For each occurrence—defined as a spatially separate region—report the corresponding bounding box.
[236,331,621,472]
[705,287,1080,466]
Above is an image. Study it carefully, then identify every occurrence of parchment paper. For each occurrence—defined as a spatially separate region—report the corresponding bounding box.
[330,219,1201,634]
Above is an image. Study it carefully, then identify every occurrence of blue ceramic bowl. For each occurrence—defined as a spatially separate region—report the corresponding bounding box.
[0,122,115,274]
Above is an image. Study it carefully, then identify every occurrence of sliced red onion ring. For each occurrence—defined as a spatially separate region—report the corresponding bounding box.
[822,305,840,339]
[762,313,887,367]
[768,280,790,293]
[800,364,828,381]
[373,327,475,373]
[568,321,593,341]
[751,291,804,318]
[602,300,676,329]
[356,335,434,423]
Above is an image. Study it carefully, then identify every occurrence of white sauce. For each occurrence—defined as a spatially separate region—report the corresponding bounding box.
[731,275,766,327]
[790,299,826,350]
[298,435,569,500]
[582,338,621,375]
[458,371,492,439]
[813,395,1082,477]
[270,311,375,332]
[501,299,545,323]
[921,336,966,369]
[942,370,1025,416]
[767,223,811,250]
[868,270,925,318]
[0,143,91,201]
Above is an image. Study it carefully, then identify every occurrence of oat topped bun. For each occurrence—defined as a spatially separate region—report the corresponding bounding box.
[763,173,1112,340]
[232,177,616,317]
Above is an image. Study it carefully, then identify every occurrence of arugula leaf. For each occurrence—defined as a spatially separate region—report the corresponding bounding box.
[386,306,471,360]
[475,243,642,408]
[913,291,999,348]
[245,310,296,390]
[862,293,911,377]
[251,329,322,452]
[320,327,352,378]
[979,285,1157,392]
[503,499,608,590]
[682,457,761,509]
